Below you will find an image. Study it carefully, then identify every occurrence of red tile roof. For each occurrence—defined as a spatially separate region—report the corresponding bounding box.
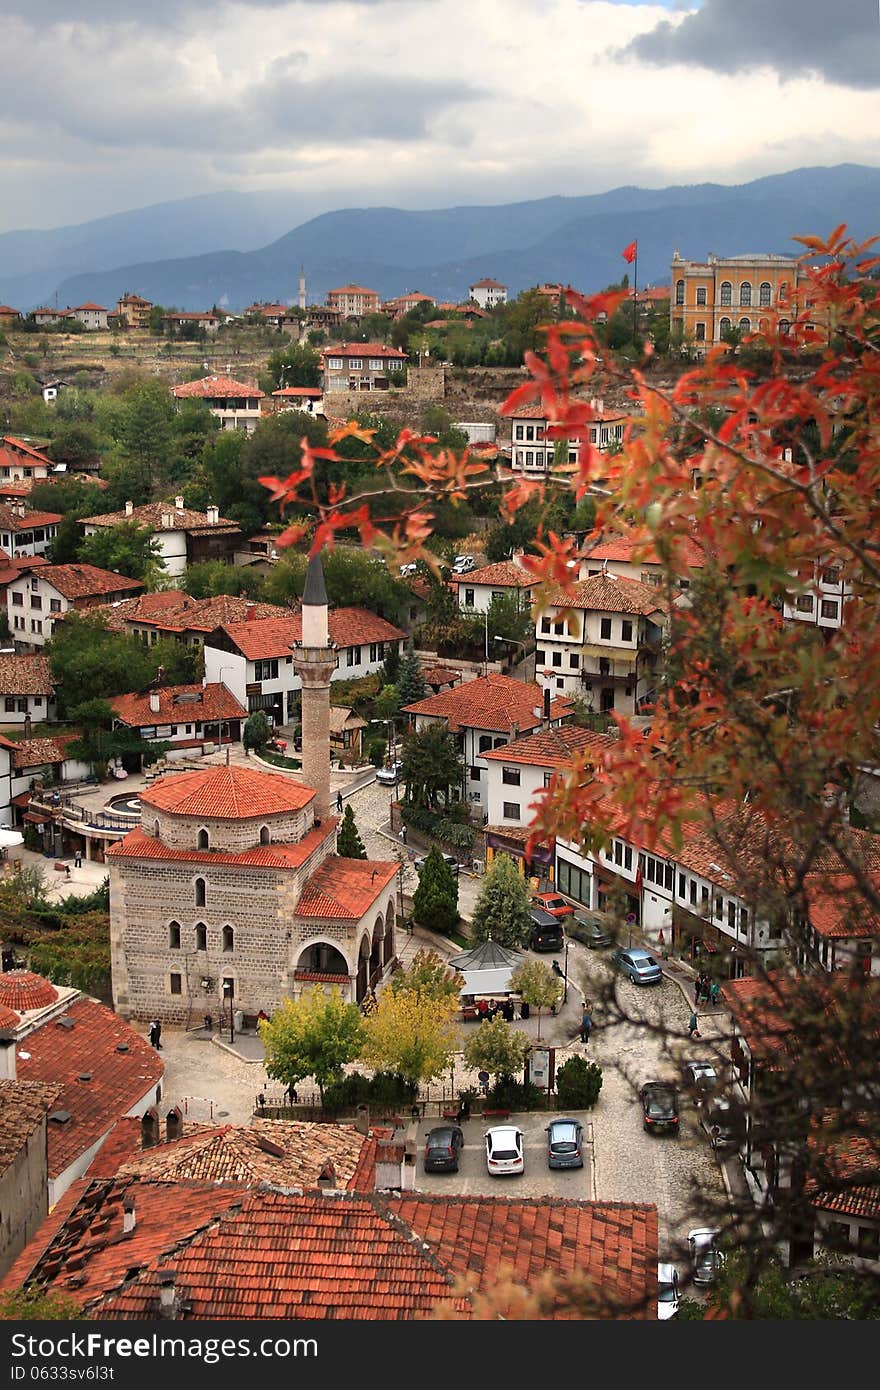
[0,653,53,696]
[106,819,338,871]
[580,530,705,570]
[171,375,264,400]
[327,284,379,295]
[81,501,239,533]
[483,725,616,769]
[11,733,79,769]
[7,1186,656,1320]
[801,874,880,939]
[100,592,283,636]
[16,998,163,1180]
[296,856,398,919]
[83,1117,144,1178]
[0,504,62,530]
[805,1123,880,1221]
[470,279,506,289]
[0,1004,21,1030]
[0,1080,63,1178]
[31,564,143,601]
[0,970,58,1011]
[321,343,407,360]
[218,606,405,660]
[545,572,667,617]
[272,386,322,397]
[402,674,573,734]
[722,971,880,1065]
[140,765,315,819]
[111,683,247,729]
[449,560,538,589]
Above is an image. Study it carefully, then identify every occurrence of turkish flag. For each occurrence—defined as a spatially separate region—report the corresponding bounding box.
[622,240,637,264]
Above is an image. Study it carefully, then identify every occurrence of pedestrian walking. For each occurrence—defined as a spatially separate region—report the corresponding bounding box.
[400,824,408,845]
[286,1083,298,1106]
[153,1019,162,1050]
[580,1007,592,1045]
[148,1020,159,1049]
[687,1011,700,1039]
[336,790,344,814]
[709,979,720,1006]
[256,1091,266,1113]
[74,849,82,869]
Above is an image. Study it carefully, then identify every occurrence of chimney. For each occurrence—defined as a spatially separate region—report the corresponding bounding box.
[161,512,175,529]
[354,1103,370,1135]
[157,1271,178,1318]
[317,1160,337,1190]
[122,1194,136,1234]
[543,687,551,724]
[124,500,134,517]
[206,505,219,525]
[175,495,184,510]
[141,1107,159,1149]
[165,1105,183,1142]
[149,692,161,714]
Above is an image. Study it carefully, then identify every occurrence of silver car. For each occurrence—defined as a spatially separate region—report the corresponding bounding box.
[545,1117,584,1170]
[612,947,663,985]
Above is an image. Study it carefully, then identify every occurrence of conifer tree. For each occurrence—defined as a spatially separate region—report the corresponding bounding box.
[337,802,367,859]
[395,646,428,706]
[412,844,459,934]
[471,852,532,949]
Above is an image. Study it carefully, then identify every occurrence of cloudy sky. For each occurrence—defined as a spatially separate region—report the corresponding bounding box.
[1,0,878,232]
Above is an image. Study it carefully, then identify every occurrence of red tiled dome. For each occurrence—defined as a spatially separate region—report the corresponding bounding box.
[0,1003,20,1028]
[141,764,315,820]
[0,970,58,1011]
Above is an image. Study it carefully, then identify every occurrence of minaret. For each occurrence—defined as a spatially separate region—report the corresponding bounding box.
[299,265,306,311]
[292,552,337,823]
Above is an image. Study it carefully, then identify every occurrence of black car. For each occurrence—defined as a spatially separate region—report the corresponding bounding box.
[529,907,564,952]
[423,1124,464,1172]
[639,1081,680,1135]
[567,910,615,949]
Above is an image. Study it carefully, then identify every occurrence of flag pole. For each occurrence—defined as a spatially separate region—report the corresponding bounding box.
[632,245,638,344]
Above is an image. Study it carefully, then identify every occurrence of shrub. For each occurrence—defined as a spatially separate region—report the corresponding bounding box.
[321,1070,417,1113]
[555,1055,603,1109]
[487,1077,545,1111]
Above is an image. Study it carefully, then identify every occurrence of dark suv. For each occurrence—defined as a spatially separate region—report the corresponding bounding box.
[423,1124,464,1173]
[639,1081,680,1135]
[529,908,564,952]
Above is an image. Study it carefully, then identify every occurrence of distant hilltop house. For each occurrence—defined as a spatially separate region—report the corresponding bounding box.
[116,293,153,328]
[170,374,265,433]
[161,310,221,336]
[670,250,826,351]
[320,343,407,394]
[303,304,343,335]
[243,302,301,330]
[326,285,381,318]
[469,278,507,309]
[507,398,627,475]
[0,306,21,328]
[68,303,109,330]
[383,291,435,319]
[80,496,242,578]
[272,386,324,416]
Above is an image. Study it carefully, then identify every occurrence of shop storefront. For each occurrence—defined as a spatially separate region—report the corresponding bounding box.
[485,827,555,885]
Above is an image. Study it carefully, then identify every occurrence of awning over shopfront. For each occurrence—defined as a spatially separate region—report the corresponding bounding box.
[23,812,49,824]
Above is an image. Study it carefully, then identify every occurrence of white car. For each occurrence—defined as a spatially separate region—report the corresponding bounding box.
[485,1125,524,1176]
[657,1262,680,1320]
[399,562,418,577]
[375,761,404,785]
[452,554,475,574]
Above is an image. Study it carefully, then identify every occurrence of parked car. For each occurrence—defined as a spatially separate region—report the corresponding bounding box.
[545,1117,584,1170]
[567,910,615,949]
[529,907,564,952]
[687,1228,725,1286]
[452,553,475,574]
[398,562,418,577]
[701,1097,746,1152]
[612,947,663,985]
[531,891,573,920]
[682,1060,719,1104]
[375,761,404,784]
[657,1263,681,1320]
[485,1125,524,1176]
[423,1124,464,1173]
[639,1081,680,1135]
[414,852,460,876]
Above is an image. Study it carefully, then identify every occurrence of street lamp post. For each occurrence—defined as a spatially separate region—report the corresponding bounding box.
[223,978,234,1043]
[493,635,531,678]
[563,938,569,1004]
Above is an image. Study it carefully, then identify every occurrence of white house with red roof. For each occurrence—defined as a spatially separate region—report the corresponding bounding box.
[0,969,163,1204]
[110,682,247,759]
[203,608,406,725]
[272,385,324,416]
[80,495,242,578]
[320,343,408,394]
[108,763,400,1022]
[534,571,667,712]
[508,398,627,474]
[401,674,573,815]
[0,436,55,488]
[170,374,265,433]
[0,500,61,559]
[579,529,705,591]
[469,278,507,309]
[6,564,143,651]
[160,311,220,335]
[68,303,109,330]
[450,556,538,617]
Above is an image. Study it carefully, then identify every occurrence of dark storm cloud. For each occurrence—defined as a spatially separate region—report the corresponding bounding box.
[617,0,880,91]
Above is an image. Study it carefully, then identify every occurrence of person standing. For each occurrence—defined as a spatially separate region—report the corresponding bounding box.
[688,1011,700,1039]
[148,1020,159,1049]
[400,824,408,845]
[580,1007,592,1045]
[153,1019,162,1049]
[74,848,83,869]
[336,790,344,814]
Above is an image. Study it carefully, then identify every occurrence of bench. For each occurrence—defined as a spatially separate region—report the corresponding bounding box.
[481,1109,510,1121]
[442,1109,460,1121]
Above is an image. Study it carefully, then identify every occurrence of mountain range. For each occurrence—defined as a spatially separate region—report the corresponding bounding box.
[2,165,878,315]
